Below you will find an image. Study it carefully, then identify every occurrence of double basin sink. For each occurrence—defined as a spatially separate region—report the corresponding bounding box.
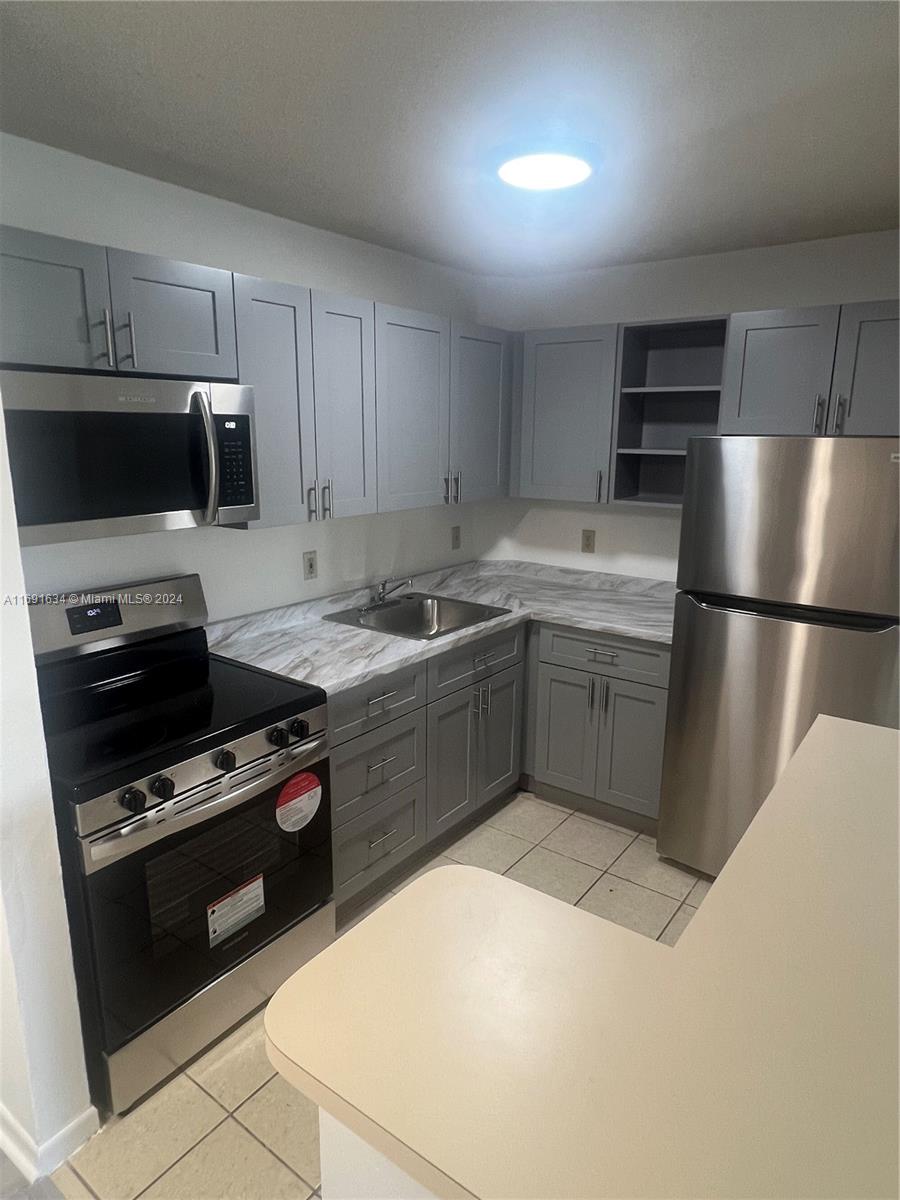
[323,592,510,642]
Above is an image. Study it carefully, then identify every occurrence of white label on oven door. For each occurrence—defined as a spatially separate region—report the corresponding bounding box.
[208,874,265,949]
[275,770,322,832]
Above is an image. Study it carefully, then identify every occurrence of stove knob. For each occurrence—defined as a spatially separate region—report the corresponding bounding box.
[267,726,290,749]
[120,787,146,814]
[215,749,237,773]
[150,775,176,802]
[289,718,309,740]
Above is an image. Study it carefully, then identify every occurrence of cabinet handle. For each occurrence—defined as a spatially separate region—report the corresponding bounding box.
[368,828,398,850]
[596,469,603,502]
[588,676,595,714]
[483,683,492,715]
[366,689,397,707]
[102,307,115,367]
[443,475,450,504]
[367,755,397,773]
[473,652,492,668]
[453,471,461,504]
[603,678,610,717]
[587,647,617,662]
[307,479,319,521]
[321,478,334,519]
[831,395,846,435]
[812,393,825,434]
[126,311,138,366]
[472,688,482,719]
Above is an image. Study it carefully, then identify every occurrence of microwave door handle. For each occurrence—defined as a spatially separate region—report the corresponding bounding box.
[192,390,220,525]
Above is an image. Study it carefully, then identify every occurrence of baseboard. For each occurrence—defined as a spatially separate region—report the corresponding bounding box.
[523,776,658,838]
[0,1099,99,1183]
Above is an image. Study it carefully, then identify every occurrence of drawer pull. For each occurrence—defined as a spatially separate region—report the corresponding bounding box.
[367,755,397,773]
[368,828,398,850]
[366,689,398,707]
[473,653,492,667]
[587,647,617,661]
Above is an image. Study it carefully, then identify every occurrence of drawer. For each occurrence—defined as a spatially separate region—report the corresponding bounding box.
[427,624,525,701]
[330,662,427,746]
[538,624,670,687]
[332,781,426,904]
[331,709,426,829]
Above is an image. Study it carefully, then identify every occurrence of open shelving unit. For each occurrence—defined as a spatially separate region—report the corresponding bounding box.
[611,317,727,506]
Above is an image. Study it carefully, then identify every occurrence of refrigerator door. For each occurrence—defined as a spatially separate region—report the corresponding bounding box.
[658,592,899,876]
[677,437,899,618]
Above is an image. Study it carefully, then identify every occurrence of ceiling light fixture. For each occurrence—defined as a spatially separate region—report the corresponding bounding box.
[497,152,592,191]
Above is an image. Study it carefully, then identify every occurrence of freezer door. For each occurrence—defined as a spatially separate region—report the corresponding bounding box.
[658,592,898,876]
[677,437,899,618]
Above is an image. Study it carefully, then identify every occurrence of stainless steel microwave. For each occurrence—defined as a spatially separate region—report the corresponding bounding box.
[1,371,258,545]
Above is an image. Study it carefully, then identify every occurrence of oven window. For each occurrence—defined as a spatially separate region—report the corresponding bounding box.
[4,409,209,526]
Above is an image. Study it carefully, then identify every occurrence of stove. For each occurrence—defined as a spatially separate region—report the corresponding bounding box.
[32,575,335,1115]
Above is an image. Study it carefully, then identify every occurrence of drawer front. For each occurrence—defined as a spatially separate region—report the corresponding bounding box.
[332,782,426,904]
[538,624,670,686]
[427,624,525,701]
[330,663,427,746]
[331,709,426,829]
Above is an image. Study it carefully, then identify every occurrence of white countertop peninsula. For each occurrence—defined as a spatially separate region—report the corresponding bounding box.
[265,716,899,1200]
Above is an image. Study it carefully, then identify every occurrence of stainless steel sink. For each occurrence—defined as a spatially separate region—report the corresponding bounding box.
[322,592,510,641]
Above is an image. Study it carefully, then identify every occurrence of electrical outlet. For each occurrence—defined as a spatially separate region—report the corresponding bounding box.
[581,529,596,554]
[451,525,461,550]
[302,550,318,580]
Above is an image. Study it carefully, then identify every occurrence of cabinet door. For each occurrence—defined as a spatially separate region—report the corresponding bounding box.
[426,686,478,836]
[719,307,839,435]
[107,248,237,378]
[375,304,450,511]
[829,300,899,437]
[476,664,524,808]
[311,292,377,517]
[0,226,114,370]
[520,325,617,502]
[234,275,316,527]
[449,322,511,503]
[533,663,599,798]
[595,678,667,818]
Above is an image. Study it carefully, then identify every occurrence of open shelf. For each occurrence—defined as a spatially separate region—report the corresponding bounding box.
[619,384,721,394]
[617,447,687,457]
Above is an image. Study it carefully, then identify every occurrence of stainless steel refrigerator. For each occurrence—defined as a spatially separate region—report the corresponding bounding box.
[658,436,899,877]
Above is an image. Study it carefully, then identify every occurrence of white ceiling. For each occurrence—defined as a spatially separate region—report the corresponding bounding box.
[0,1,896,276]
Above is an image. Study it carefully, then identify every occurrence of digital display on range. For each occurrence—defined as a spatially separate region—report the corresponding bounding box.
[66,601,123,636]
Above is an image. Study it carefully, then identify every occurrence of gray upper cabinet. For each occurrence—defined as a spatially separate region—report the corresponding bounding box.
[519,325,617,502]
[595,678,667,819]
[234,275,315,527]
[311,292,377,518]
[107,248,237,378]
[533,662,598,798]
[449,322,511,503]
[828,300,899,437]
[476,664,524,808]
[0,226,115,371]
[719,306,840,435]
[426,685,478,836]
[376,304,450,511]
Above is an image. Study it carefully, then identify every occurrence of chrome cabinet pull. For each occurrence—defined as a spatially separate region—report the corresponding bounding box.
[587,647,617,662]
[812,393,825,434]
[453,470,461,504]
[321,477,334,519]
[368,828,398,850]
[831,395,846,435]
[126,311,138,366]
[102,307,115,367]
[366,689,397,707]
[191,391,219,525]
[367,754,397,773]
[307,479,319,521]
[484,683,492,715]
[472,688,482,719]
[596,469,603,502]
[473,652,492,668]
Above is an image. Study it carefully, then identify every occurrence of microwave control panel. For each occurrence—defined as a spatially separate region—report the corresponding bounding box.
[215,415,254,508]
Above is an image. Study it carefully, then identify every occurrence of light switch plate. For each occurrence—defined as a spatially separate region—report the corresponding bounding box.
[451,525,461,550]
[302,550,318,580]
[581,529,596,553]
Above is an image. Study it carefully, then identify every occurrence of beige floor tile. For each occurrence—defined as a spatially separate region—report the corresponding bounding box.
[577,876,680,938]
[142,1118,310,1200]
[50,1165,94,1200]
[516,789,572,815]
[187,1010,274,1111]
[687,875,714,907]
[235,1073,320,1188]
[608,836,697,900]
[70,1075,225,1200]
[540,815,635,870]
[485,794,569,842]
[504,846,601,904]
[570,809,639,835]
[392,854,457,892]
[445,823,531,873]
[657,904,697,947]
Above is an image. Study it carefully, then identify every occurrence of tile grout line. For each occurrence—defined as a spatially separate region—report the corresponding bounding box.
[189,1067,277,1117]
[657,897,690,941]
[129,1108,231,1200]
[231,1110,317,1196]
[64,1161,101,1200]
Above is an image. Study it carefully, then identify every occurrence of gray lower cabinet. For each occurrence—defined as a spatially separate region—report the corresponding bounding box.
[595,676,667,818]
[534,662,598,799]
[234,275,316,527]
[376,304,450,511]
[519,325,617,502]
[106,248,237,378]
[426,684,479,836]
[426,625,525,702]
[475,664,524,807]
[330,709,426,829]
[0,226,115,371]
[332,781,427,904]
[449,322,511,503]
[829,300,899,437]
[329,662,428,747]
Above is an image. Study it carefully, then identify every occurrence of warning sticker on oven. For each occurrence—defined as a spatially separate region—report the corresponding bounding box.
[275,771,322,832]
[208,874,265,948]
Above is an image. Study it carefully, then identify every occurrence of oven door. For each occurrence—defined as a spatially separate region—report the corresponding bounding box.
[0,371,258,545]
[79,751,331,1054]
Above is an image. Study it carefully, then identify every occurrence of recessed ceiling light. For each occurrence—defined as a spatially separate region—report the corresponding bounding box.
[497,152,592,191]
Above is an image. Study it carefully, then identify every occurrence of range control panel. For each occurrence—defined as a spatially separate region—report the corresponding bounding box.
[215,414,254,507]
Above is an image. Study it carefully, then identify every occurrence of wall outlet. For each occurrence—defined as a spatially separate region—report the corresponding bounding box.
[302,550,318,580]
[451,525,461,550]
[581,529,596,554]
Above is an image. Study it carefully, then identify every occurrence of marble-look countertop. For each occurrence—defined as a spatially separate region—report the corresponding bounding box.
[206,559,675,694]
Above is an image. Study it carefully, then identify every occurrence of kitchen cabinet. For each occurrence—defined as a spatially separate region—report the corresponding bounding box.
[449,322,511,503]
[376,304,450,511]
[331,709,427,829]
[519,325,617,502]
[533,662,598,798]
[234,275,316,527]
[332,781,427,905]
[106,248,237,378]
[595,677,667,818]
[828,300,899,436]
[426,685,479,835]
[426,624,524,701]
[330,663,428,747]
[475,664,524,807]
[0,226,115,371]
[311,291,377,518]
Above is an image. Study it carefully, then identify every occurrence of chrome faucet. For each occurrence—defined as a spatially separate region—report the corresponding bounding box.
[365,576,413,609]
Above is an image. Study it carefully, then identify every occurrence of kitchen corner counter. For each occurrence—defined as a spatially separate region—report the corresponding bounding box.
[265,716,899,1200]
[206,559,675,694]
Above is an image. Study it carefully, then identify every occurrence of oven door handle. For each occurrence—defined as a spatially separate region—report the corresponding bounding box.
[192,389,220,526]
[82,737,328,874]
